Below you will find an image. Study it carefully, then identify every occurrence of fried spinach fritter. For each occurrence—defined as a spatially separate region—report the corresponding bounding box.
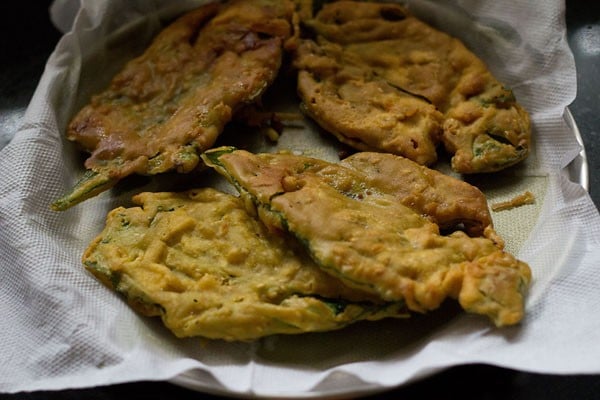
[83,188,407,340]
[292,1,531,173]
[293,38,443,166]
[340,152,494,238]
[52,0,295,211]
[203,147,531,326]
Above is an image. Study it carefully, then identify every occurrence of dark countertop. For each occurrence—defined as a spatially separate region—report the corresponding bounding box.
[1,1,598,399]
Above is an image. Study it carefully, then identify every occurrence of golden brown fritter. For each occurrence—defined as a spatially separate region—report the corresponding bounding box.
[203,147,531,326]
[83,188,407,340]
[52,0,295,211]
[293,1,531,173]
[340,152,494,238]
[293,30,443,166]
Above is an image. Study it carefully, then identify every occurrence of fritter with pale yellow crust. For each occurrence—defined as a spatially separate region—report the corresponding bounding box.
[52,0,295,211]
[203,147,531,327]
[293,1,531,173]
[83,188,407,341]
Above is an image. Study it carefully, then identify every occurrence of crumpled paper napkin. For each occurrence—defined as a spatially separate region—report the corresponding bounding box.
[1,0,599,397]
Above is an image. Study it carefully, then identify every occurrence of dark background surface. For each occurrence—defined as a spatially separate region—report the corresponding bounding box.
[1,1,598,399]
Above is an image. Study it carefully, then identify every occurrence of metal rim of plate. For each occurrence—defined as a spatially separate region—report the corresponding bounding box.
[170,369,391,400]
[563,107,589,191]
[168,107,590,399]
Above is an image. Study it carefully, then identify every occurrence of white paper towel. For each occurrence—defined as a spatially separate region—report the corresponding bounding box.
[1,0,599,397]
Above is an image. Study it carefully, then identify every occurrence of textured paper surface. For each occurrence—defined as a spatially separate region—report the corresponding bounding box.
[1,0,600,397]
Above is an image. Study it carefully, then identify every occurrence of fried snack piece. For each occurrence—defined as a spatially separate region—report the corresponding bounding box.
[293,32,443,166]
[340,152,493,238]
[491,191,535,212]
[294,1,531,173]
[202,147,531,326]
[83,188,407,340]
[52,0,294,211]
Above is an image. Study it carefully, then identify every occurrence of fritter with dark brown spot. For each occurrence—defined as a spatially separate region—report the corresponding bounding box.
[52,0,295,210]
[292,1,531,173]
[203,147,531,327]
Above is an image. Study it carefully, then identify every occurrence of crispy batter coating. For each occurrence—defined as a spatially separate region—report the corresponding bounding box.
[293,29,443,166]
[491,191,535,212]
[203,147,531,326]
[83,188,407,340]
[52,0,295,211]
[293,1,531,173]
[340,152,493,238]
